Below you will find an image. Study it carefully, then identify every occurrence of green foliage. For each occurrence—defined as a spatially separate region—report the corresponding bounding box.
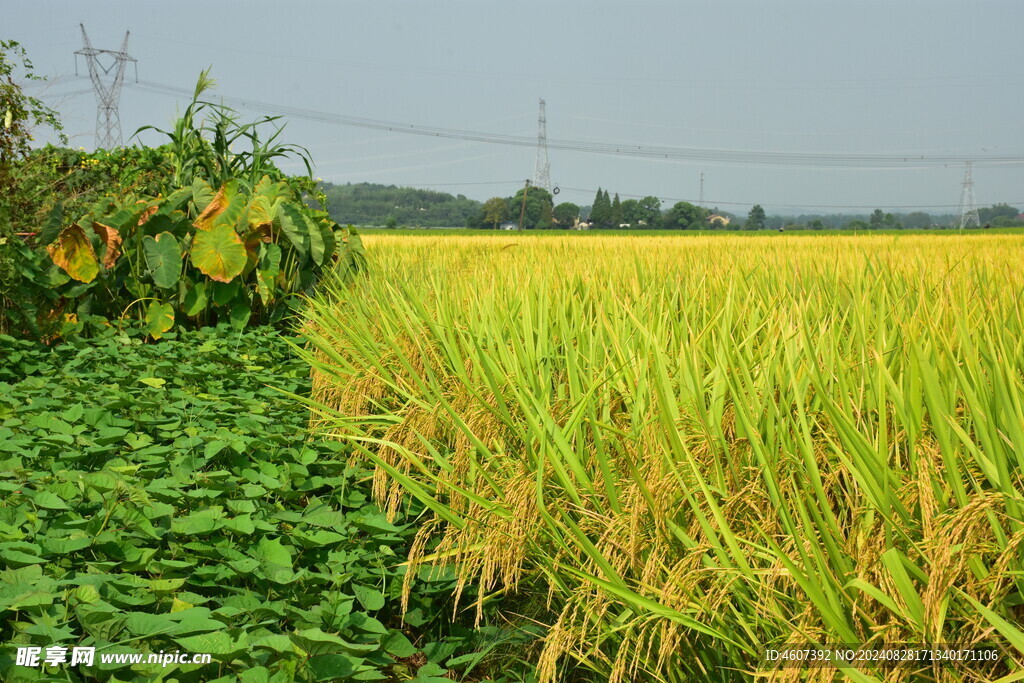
[482,197,510,229]
[0,326,537,681]
[508,186,554,230]
[745,204,766,230]
[609,193,622,227]
[636,195,663,228]
[618,198,641,225]
[1,42,67,334]
[323,182,481,228]
[6,176,363,338]
[0,41,65,166]
[665,201,707,230]
[2,70,362,340]
[3,146,168,240]
[589,188,611,228]
[979,203,1021,225]
[552,202,579,227]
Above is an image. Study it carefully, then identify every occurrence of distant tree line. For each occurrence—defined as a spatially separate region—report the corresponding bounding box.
[321,182,481,228]
[319,182,1023,232]
[763,203,1022,231]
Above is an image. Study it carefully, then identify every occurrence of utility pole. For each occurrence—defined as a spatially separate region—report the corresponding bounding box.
[957,161,980,232]
[532,98,551,192]
[75,24,136,150]
[517,179,531,232]
[699,171,705,208]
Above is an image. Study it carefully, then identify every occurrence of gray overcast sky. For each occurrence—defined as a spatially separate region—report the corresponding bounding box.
[6,0,1024,214]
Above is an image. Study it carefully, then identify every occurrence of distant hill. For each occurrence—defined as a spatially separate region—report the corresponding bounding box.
[321,182,481,227]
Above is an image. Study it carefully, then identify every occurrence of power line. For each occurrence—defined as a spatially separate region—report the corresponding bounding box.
[120,77,1024,170]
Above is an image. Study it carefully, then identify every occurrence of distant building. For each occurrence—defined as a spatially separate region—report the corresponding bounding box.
[499,221,518,231]
[572,219,591,230]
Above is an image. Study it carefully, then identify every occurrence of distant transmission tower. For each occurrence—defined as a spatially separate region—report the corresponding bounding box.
[957,161,980,230]
[532,98,551,192]
[75,24,136,149]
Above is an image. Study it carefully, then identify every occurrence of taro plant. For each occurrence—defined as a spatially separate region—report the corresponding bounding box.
[37,174,364,338]
[12,68,363,339]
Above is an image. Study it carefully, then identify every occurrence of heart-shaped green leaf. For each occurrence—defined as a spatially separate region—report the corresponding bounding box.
[143,232,182,289]
[144,300,175,339]
[190,223,247,283]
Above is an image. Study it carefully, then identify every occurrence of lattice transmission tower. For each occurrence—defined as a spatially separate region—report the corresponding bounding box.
[532,98,551,192]
[957,161,980,230]
[75,24,136,149]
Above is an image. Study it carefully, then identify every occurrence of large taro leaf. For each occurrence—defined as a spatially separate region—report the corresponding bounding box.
[143,232,182,290]
[253,175,289,203]
[256,243,281,305]
[193,184,228,231]
[191,178,216,215]
[182,281,208,316]
[319,223,337,264]
[276,203,309,258]
[230,299,251,330]
[47,224,99,283]
[194,180,244,232]
[306,214,326,266]
[190,223,247,283]
[158,186,193,216]
[35,202,64,246]
[246,195,274,230]
[243,224,272,277]
[92,222,123,269]
[213,186,248,232]
[144,300,175,339]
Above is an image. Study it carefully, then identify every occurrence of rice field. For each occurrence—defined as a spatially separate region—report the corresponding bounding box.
[298,233,1024,682]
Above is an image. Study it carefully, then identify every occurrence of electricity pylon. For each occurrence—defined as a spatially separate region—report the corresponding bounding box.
[532,98,551,192]
[957,161,980,231]
[75,24,136,149]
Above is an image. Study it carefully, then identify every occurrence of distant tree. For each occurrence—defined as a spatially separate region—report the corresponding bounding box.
[847,219,869,231]
[384,214,398,229]
[882,212,900,229]
[869,209,885,229]
[903,211,932,229]
[508,186,554,229]
[807,219,825,231]
[745,204,766,230]
[482,196,509,229]
[620,198,641,225]
[322,181,482,227]
[552,202,580,227]
[979,203,1020,224]
[666,201,707,230]
[637,196,663,228]
[610,193,623,226]
[537,201,554,229]
[590,188,611,228]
